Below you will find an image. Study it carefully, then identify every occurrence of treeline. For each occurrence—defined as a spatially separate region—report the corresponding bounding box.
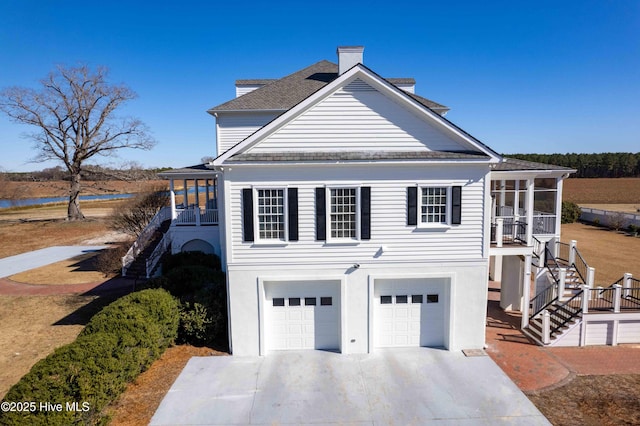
[1,165,171,182]
[509,152,640,178]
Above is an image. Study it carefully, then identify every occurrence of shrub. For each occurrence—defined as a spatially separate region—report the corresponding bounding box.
[628,224,639,236]
[161,251,221,273]
[94,243,131,277]
[608,212,628,231]
[0,289,179,426]
[179,302,212,345]
[561,201,582,224]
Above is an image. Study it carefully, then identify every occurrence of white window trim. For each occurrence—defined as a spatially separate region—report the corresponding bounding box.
[417,185,452,229]
[325,185,361,244]
[253,186,289,245]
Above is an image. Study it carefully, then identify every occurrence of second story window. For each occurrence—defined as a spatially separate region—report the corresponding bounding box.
[257,189,285,240]
[421,187,447,224]
[330,188,358,239]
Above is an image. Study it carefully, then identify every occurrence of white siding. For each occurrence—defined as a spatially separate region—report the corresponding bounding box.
[248,79,465,153]
[225,164,487,266]
[618,320,640,344]
[235,83,268,97]
[217,112,280,155]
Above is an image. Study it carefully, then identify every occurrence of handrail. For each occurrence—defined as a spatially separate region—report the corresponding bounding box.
[549,290,583,335]
[532,236,544,259]
[145,233,171,278]
[121,206,171,276]
[531,283,558,318]
[556,242,570,263]
[573,249,589,284]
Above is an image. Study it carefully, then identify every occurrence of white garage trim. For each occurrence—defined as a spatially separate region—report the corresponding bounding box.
[367,273,454,353]
[258,275,347,356]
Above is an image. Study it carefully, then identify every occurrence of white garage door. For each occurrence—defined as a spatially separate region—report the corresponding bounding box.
[374,278,447,348]
[265,281,340,351]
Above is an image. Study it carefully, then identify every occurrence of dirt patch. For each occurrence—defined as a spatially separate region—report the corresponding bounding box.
[561,222,640,285]
[528,375,640,426]
[564,178,640,204]
[105,345,225,425]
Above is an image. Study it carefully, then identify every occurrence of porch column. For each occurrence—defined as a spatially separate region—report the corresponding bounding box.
[205,179,211,209]
[169,179,177,220]
[521,254,532,329]
[526,179,534,245]
[555,177,564,237]
[513,180,520,240]
[194,179,200,208]
[183,180,188,207]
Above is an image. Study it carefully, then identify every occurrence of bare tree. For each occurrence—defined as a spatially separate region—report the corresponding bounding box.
[0,65,156,220]
[111,184,169,238]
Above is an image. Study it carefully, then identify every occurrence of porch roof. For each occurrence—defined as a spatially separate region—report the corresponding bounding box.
[492,158,575,172]
[157,164,217,179]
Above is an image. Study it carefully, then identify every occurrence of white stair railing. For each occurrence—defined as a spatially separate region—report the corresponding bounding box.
[121,206,171,276]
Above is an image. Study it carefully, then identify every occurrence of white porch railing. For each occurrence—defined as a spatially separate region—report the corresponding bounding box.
[122,206,171,276]
[175,208,218,226]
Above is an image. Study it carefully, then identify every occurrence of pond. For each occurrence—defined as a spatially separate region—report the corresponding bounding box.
[0,192,135,209]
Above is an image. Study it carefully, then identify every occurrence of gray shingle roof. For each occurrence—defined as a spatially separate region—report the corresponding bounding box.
[209,61,447,113]
[227,151,490,163]
[492,158,575,172]
[157,164,217,178]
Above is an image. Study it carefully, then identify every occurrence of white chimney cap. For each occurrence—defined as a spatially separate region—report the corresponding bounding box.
[337,46,364,75]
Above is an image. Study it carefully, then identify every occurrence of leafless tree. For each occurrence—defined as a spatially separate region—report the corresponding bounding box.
[0,65,156,220]
[110,184,169,238]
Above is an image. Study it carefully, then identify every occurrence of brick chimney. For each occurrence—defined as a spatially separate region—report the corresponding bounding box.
[337,46,364,75]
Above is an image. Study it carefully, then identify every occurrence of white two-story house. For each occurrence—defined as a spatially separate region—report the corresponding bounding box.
[152,47,574,355]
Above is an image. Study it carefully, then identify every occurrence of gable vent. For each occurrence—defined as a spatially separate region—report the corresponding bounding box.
[342,79,375,93]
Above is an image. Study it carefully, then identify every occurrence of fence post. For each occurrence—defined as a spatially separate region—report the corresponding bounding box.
[569,240,577,265]
[542,310,551,345]
[623,272,633,298]
[581,285,589,314]
[613,284,622,313]
[558,268,567,299]
[195,207,201,226]
[496,218,503,248]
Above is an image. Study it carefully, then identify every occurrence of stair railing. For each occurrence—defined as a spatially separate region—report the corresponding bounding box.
[145,233,171,278]
[122,206,171,276]
[549,290,584,335]
[530,284,558,318]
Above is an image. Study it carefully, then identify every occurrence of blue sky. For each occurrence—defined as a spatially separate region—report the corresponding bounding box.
[0,0,638,172]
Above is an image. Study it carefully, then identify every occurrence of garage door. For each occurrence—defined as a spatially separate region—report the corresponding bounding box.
[374,278,446,348]
[265,281,340,351]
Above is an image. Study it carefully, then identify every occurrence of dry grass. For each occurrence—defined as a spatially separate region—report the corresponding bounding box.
[8,252,110,285]
[561,222,640,285]
[0,295,106,398]
[2,180,165,200]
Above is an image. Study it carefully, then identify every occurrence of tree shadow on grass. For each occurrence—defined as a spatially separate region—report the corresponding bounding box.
[53,276,138,326]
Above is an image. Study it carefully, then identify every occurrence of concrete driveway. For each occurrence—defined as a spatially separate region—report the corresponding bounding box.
[151,348,549,425]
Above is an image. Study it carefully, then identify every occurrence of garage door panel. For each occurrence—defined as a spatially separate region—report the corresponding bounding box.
[374,279,447,348]
[265,281,341,351]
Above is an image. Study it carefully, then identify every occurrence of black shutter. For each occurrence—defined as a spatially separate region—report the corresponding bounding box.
[315,187,326,241]
[451,186,462,225]
[242,188,254,242]
[407,187,417,226]
[360,186,371,240]
[288,188,298,241]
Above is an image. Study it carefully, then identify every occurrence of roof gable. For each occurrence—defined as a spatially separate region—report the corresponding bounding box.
[246,78,467,154]
[214,65,500,165]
